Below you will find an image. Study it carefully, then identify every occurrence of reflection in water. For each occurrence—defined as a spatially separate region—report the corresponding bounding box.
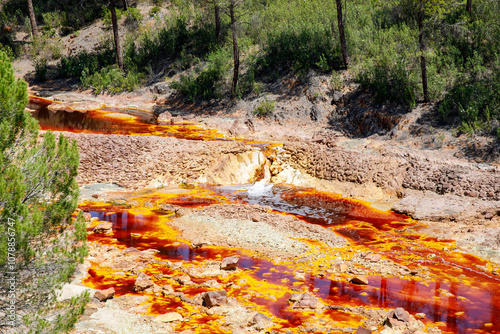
[31,107,224,141]
[80,185,500,334]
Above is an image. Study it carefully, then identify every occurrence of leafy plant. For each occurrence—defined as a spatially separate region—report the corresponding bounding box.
[253,99,275,117]
[80,66,145,94]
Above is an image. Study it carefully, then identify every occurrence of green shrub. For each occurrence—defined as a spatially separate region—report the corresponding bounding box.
[253,99,275,117]
[34,57,48,81]
[171,47,230,101]
[171,68,221,101]
[150,6,161,17]
[438,80,500,131]
[57,49,116,79]
[80,66,145,94]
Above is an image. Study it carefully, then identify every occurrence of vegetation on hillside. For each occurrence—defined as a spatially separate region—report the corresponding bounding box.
[0,0,499,135]
[0,49,88,333]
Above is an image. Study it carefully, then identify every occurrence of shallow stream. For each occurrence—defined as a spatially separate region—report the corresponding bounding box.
[30,97,500,334]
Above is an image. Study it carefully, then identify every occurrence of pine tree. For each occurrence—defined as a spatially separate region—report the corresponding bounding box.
[0,50,87,332]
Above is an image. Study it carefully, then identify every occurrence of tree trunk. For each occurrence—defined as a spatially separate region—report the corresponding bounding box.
[122,0,128,11]
[466,0,473,21]
[214,0,222,44]
[466,0,472,15]
[417,10,429,103]
[26,0,38,38]
[336,0,349,68]
[109,0,124,70]
[229,1,239,98]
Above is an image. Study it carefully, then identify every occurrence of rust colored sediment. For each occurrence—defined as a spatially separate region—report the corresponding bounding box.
[80,186,500,334]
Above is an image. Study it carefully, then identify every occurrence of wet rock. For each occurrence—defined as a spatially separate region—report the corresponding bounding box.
[161,285,175,296]
[288,293,302,303]
[188,262,222,278]
[94,287,115,302]
[123,247,141,255]
[83,212,92,222]
[292,293,324,311]
[202,290,228,308]
[366,254,382,262]
[350,276,369,285]
[248,312,273,331]
[199,279,222,289]
[393,307,410,322]
[294,271,306,281]
[93,222,113,233]
[221,256,239,270]
[134,273,154,292]
[331,262,349,273]
[174,275,193,285]
[415,313,426,319]
[155,312,183,323]
[385,308,411,329]
[356,327,372,334]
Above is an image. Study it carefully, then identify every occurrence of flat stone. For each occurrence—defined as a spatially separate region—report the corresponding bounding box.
[350,276,369,285]
[94,287,115,302]
[356,327,372,334]
[297,293,318,309]
[174,275,192,285]
[367,254,382,262]
[203,290,228,308]
[155,312,183,323]
[134,273,154,292]
[199,279,222,289]
[221,256,239,270]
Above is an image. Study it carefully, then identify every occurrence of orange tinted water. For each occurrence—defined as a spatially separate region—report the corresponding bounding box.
[80,186,500,334]
[31,106,224,141]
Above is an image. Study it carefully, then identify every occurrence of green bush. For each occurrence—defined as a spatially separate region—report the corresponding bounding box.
[253,99,275,117]
[80,66,145,94]
[57,49,116,79]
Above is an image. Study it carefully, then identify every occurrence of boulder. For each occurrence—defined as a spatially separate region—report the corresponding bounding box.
[93,222,113,233]
[350,276,369,285]
[134,273,154,292]
[248,312,273,331]
[220,256,239,270]
[202,290,228,308]
[94,287,115,302]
